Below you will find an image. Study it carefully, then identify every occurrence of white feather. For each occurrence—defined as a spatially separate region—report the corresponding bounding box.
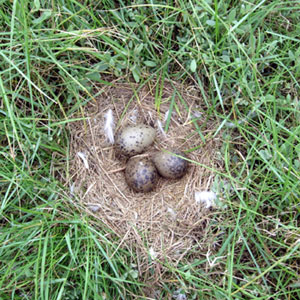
[172,289,187,300]
[104,109,115,144]
[164,109,170,122]
[88,204,101,212]
[195,191,217,208]
[157,119,167,138]
[167,207,176,219]
[77,152,89,169]
[149,247,158,260]
[70,182,75,195]
[129,109,138,123]
[192,111,202,118]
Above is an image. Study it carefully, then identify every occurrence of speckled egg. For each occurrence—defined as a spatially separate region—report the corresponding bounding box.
[125,157,158,192]
[152,150,188,179]
[116,125,156,156]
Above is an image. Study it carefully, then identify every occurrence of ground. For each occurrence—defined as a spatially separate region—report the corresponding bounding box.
[0,1,299,299]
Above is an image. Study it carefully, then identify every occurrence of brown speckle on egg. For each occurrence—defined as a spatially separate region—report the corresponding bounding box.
[116,125,156,156]
[152,150,188,179]
[125,157,158,192]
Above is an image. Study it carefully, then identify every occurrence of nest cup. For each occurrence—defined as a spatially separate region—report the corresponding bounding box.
[68,79,224,273]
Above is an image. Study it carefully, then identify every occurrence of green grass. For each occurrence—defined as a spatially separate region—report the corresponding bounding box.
[0,0,299,299]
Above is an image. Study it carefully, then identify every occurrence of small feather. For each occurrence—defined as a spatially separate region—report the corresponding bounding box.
[129,109,138,123]
[164,109,170,122]
[88,204,101,212]
[77,152,89,169]
[149,247,158,260]
[192,111,202,118]
[70,182,75,195]
[167,207,176,220]
[104,109,115,144]
[157,119,167,138]
[195,191,217,208]
[172,289,187,300]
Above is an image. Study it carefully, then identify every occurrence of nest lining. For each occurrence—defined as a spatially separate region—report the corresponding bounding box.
[68,79,224,270]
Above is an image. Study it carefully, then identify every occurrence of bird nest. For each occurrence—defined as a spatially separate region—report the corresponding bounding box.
[68,78,225,272]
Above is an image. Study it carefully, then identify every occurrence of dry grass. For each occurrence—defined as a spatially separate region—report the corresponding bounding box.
[68,78,225,274]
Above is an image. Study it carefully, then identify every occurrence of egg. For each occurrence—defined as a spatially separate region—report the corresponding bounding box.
[125,157,158,192]
[152,150,188,179]
[116,125,156,156]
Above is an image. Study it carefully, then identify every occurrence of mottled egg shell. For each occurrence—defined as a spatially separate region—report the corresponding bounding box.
[125,157,158,192]
[117,125,156,156]
[153,150,188,179]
